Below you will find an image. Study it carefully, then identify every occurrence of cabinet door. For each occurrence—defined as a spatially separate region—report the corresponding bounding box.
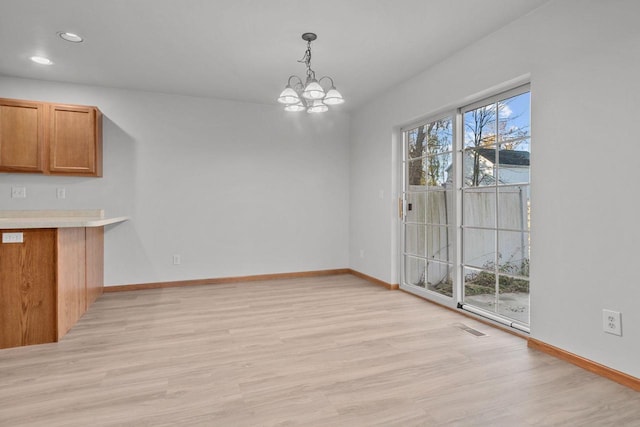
[0,229,57,349]
[0,99,45,172]
[48,104,102,176]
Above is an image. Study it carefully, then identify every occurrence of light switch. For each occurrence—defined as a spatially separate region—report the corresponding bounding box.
[11,187,26,198]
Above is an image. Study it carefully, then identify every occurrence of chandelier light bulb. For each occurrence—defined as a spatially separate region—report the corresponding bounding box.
[284,102,306,112]
[307,100,328,113]
[277,86,300,104]
[323,87,344,105]
[302,79,325,100]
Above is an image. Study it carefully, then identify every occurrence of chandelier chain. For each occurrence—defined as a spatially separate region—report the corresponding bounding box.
[297,40,315,79]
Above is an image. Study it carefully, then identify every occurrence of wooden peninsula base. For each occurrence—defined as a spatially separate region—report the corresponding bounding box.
[0,227,103,349]
[0,209,127,349]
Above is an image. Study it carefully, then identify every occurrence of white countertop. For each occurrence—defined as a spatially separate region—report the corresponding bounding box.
[0,209,129,229]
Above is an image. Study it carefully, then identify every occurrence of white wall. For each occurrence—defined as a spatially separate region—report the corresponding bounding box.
[0,77,350,285]
[349,0,640,377]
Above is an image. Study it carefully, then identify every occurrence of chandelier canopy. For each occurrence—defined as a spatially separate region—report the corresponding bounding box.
[277,33,344,113]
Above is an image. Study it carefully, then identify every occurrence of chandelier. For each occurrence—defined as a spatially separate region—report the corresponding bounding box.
[277,32,344,113]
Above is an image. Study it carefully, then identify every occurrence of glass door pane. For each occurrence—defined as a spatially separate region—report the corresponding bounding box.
[461,88,531,326]
[402,117,454,299]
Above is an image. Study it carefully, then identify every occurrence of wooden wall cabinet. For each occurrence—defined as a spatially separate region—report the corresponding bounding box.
[0,98,102,177]
[49,104,102,176]
[0,99,45,173]
[0,227,105,349]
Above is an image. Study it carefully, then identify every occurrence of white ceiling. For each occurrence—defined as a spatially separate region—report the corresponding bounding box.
[0,0,549,109]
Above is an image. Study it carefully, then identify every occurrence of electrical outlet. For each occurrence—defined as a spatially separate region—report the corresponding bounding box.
[359,249,365,259]
[2,232,24,243]
[11,186,26,198]
[57,188,66,199]
[172,254,181,265]
[602,309,622,336]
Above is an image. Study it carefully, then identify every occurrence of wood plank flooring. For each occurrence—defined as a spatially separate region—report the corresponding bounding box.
[0,274,638,426]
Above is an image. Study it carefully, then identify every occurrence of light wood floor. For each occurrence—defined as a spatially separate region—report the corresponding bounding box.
[0,274,638,426]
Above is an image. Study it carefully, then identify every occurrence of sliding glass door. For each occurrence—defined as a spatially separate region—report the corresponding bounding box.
[401,85,531,330]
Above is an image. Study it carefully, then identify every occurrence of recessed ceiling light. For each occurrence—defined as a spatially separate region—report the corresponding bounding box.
[58,31,83,43]
[30,56,53,65]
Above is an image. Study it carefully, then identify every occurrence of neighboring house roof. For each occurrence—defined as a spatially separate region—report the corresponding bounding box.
[477,148,530,166]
